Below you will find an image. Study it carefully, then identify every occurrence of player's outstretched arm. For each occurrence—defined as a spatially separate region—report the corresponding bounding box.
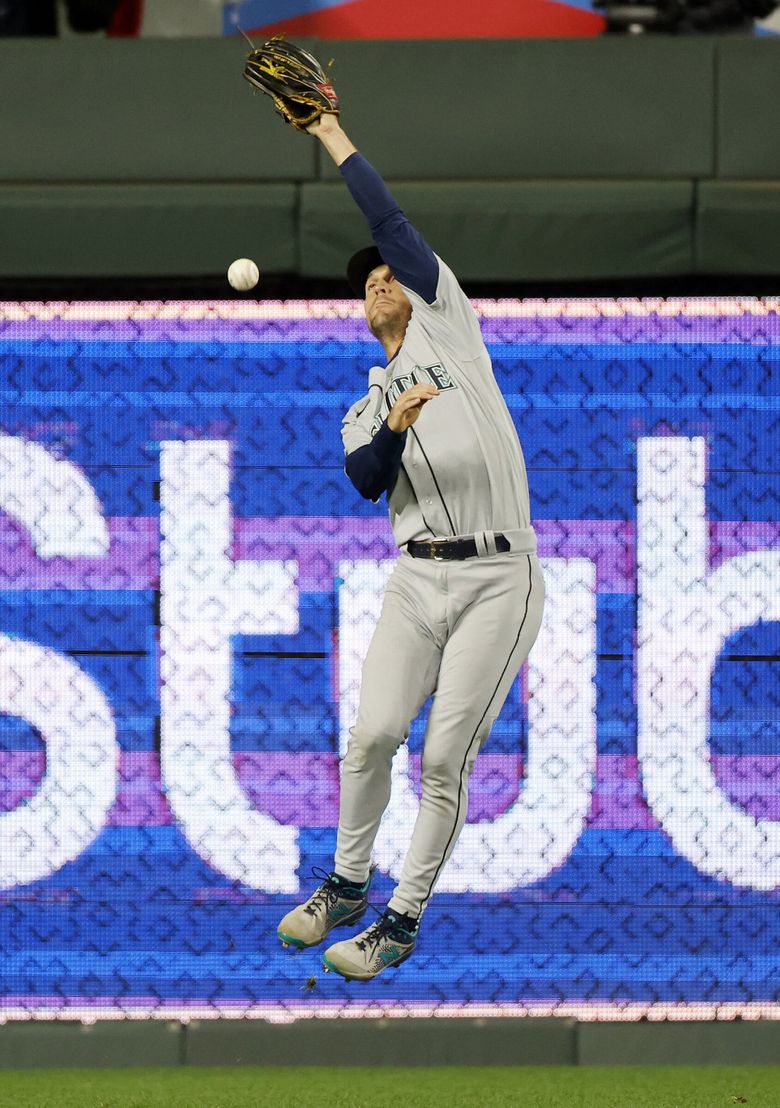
[306,113,356,166]
[307,116,439,305]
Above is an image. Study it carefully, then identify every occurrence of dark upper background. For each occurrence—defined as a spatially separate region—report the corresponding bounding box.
[0,6,779,298]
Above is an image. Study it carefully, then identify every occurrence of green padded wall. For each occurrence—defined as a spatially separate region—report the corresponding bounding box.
[0,37,778,282]
[184,1018,576,1067]
[0,1018,777,1069]
[301,180,694,282]
[320,38,715,181]
[579,1021,780,1066]
[717,39,780,178]
[0,184,298,277]
[0,1022,181,1068]
[0,39,315,182]
[697,181,780,274]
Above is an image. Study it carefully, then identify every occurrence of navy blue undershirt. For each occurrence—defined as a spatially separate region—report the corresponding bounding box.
[345,418,408,502]
[340,152,440,502]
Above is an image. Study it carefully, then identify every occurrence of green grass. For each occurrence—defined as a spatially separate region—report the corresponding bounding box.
[0,1066,777,1108]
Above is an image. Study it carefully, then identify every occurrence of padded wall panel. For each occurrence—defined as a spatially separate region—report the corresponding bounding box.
[0,184,298,277]
[185,1018,576,1067]
[579,1021,780,1067]
[301,180,695,281]
[0,1022,182,1068]
[717,40,780,178]
[0,39,315,183]
[318,38,715,181]
[697,181,780,274]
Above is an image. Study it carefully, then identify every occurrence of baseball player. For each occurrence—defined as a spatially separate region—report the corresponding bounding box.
[276,112,544,982]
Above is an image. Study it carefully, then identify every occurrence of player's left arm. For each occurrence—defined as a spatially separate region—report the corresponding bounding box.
[308,115,439,304]
[310,115,486,358]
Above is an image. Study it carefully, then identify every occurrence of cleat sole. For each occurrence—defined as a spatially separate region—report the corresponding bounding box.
[277,931,310,951]
[276,902,369,952]
[321,944,415,982]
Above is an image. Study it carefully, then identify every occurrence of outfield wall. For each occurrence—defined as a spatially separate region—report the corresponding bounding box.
[1,1018,780,1067]
[0,296,778,1024]
[0,37,779,281]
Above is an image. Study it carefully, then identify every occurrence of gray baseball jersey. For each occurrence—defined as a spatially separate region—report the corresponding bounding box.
[341,255,537,554]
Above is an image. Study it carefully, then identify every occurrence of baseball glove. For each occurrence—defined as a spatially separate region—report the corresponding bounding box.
[243,37,339,133]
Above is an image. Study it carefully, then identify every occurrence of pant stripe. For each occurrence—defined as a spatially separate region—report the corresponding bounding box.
[417,554,535,915]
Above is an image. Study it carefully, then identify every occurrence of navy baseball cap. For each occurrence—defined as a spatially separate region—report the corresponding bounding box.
[346,245,384,298]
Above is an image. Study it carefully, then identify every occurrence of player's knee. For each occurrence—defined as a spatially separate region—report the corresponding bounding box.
[344,725,401,769]
[420,753,460,793]
[421,745,479,797]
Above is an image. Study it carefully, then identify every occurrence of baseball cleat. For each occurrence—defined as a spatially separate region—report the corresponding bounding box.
[277,868,371,950]
[321,910,418,981]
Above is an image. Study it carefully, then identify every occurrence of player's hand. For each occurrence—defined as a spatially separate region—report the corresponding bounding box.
[306,112,340,136]
[387,384,439,433]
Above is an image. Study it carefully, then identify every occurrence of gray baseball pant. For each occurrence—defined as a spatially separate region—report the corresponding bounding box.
[334,549,545,919]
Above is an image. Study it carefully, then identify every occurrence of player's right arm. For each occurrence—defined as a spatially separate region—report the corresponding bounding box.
[342,383,438,501]
[344,422,406,502]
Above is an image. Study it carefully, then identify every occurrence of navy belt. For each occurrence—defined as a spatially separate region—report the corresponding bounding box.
[407,534,510,561]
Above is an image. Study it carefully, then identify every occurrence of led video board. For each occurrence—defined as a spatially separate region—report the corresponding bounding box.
[0,297,777,1020]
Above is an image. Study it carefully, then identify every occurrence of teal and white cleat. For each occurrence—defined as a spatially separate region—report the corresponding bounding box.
[277,869,371,950]
[321,910,418,980]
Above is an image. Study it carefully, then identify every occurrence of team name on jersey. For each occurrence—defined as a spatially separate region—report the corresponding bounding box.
[372,363,458,435]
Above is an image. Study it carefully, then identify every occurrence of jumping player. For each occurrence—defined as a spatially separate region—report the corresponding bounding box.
[277,112,545,981]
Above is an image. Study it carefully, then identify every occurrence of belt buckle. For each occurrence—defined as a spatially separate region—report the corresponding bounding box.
[432,546,445,561]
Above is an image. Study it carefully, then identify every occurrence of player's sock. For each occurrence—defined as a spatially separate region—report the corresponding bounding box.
[331,871,370,896]
[385,909,419,936]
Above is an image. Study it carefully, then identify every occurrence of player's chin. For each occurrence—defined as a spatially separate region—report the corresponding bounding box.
[367,309,391,334]
[369,304,401,331]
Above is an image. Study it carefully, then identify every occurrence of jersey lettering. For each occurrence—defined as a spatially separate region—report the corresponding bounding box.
[371,363,458,435]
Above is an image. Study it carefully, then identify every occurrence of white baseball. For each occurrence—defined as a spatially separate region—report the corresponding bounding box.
[227,258,260,292]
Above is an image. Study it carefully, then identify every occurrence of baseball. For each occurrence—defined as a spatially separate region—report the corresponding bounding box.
[227,258,260,292]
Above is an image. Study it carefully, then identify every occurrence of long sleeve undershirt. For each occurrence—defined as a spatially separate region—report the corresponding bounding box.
[340,152,439,304]
[340,152,438,501]
[345,419,407,502]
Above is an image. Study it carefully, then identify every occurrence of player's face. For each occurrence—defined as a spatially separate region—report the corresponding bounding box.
[364,265,412,336]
